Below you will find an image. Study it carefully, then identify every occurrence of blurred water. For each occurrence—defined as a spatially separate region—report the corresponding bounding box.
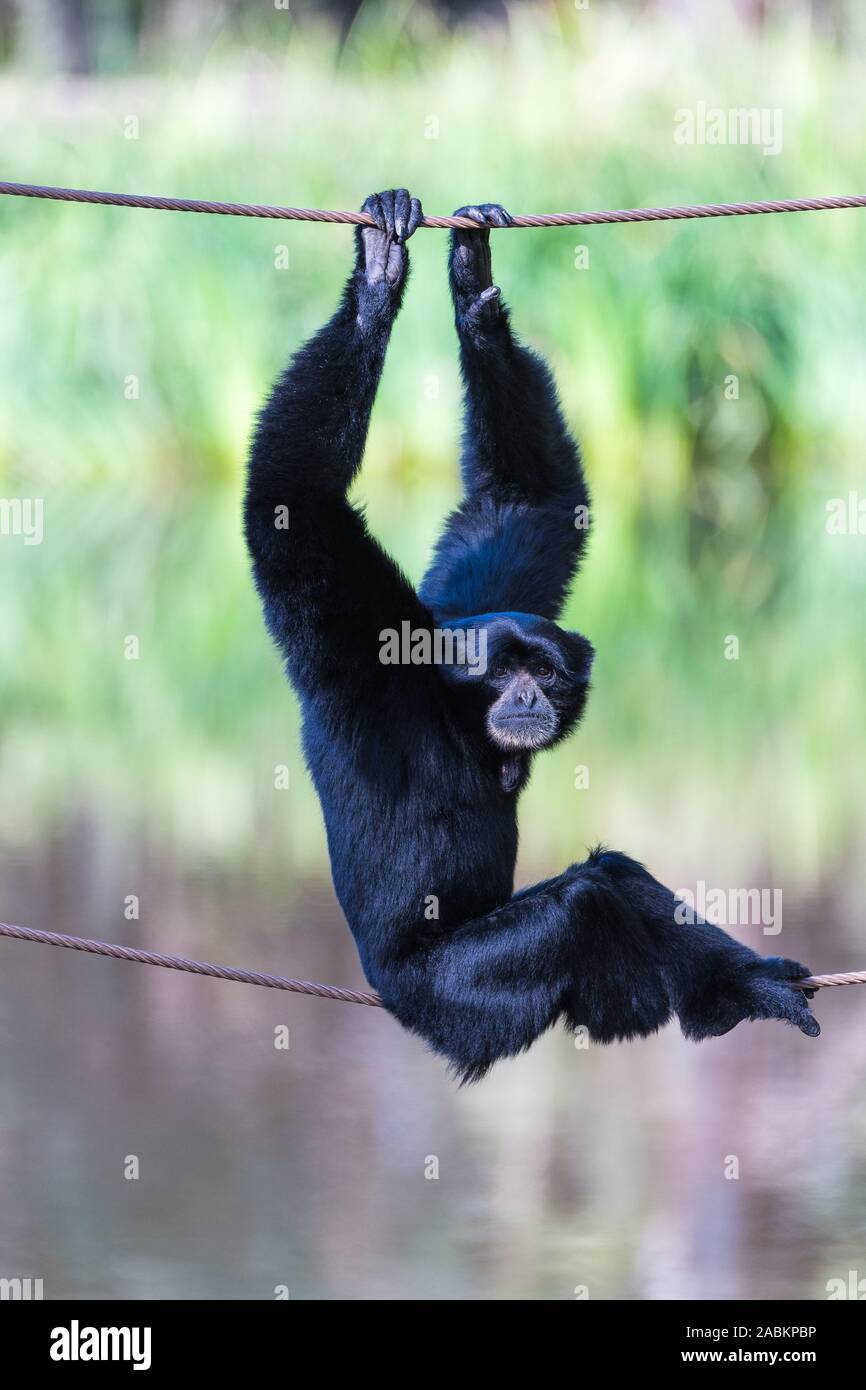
[2,817,865,1301]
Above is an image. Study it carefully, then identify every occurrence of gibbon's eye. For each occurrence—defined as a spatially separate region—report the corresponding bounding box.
[492,662,509,679]
[534,663,554,681]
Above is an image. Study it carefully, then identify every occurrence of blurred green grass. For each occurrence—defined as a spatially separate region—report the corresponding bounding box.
[1,1,865,885]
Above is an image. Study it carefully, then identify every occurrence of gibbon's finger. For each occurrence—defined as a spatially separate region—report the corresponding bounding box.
[478,203,514,228]
[452,205,489,228]
[378,188,397,238]
[406,196,424,239]
[786,990,821,1036]
[394,188,411,242]
[771,980,821,1037]
[464,285,501,325]
[361,192,386,232]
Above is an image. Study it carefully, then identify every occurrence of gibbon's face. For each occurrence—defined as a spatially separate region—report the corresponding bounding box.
[440,613,595,752]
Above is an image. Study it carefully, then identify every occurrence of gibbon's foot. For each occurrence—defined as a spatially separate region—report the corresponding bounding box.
[681,955,821,1040]
[450,203,514,328]
[359,188,423,290]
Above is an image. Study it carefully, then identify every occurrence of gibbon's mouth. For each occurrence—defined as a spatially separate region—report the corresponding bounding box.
[487,711,559,750]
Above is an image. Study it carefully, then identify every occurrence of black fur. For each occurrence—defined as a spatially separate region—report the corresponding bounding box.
[244,191,819,1082]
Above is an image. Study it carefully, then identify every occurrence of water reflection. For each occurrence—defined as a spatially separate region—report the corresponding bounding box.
[1,817,865,1301]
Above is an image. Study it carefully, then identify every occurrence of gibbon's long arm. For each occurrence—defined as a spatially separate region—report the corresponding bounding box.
[420,204,589,623]
[244,190,434,707]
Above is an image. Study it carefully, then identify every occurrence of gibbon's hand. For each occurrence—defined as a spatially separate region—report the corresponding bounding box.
[449,202,514,330]
[356,188,424,293]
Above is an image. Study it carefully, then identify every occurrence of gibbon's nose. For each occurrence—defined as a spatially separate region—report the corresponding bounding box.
[516,679,536,708]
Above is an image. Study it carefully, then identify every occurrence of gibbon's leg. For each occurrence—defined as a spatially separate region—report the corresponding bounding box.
[374,849,818,1083]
